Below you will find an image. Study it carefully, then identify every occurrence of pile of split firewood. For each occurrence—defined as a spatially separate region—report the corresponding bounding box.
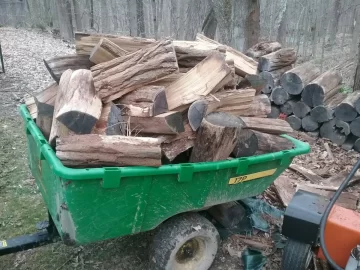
[25,33,300,168]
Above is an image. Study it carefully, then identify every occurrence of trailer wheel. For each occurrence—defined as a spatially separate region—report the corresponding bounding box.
[149,213,220,270]
[281,239,312,270]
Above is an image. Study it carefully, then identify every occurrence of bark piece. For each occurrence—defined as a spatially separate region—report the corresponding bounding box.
[280,62,321,95]
[55,70,102,135]
[310,105,333,123]
[293,101,311,119]
[258,48,297,72]
[350,117,360,137]
[286,115,302,130]
[125,112,184,135]
[190,112,244,162]
[117,86,168,117]
[302,115,319,132]
[44,54,92,83]
[195,33,258,76]
[92,103,125,135]
[165,53,232,111]
[267,106,280,119]
[302,70,343,107]
[56,134,162,167]
[270,86,289,105]
[334,92,360,122]
[92,40,178,102]
[280,100,296,115]
[89,38,128,64]
[75,32,155,55]
[289,164,323,183]
[187,89,256,131]
[240,117,293,135]
[246,41,282,60]
[160,123,196,161]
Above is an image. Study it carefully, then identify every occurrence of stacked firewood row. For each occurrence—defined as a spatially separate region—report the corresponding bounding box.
[25,33,296,168]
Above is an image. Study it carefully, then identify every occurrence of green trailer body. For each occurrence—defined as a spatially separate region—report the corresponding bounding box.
[20,105,310,245]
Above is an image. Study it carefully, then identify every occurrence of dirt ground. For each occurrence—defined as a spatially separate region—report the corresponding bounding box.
[0,27,359,270]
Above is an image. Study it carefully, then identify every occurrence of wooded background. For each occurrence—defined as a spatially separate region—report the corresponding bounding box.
[1,0,359,75]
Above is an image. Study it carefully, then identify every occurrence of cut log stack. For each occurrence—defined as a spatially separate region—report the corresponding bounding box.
[25,33,301,169]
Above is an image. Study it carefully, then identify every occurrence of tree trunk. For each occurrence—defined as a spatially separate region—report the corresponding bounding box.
[72,0,83,31]
[201,7,217,39]
[55,0,73,40]
[44,54,93,83]
[302,70,343,107]
[286,115,302,130]
[89,38,128,64]
[136,0,145,37]
[334,91,360,122]
[209,0,232,45]
[246,41,281,60]
[280,62,321,95]
[258,48,297,72]
[276,0,287,45]
[190,112,244,162]
[354,41,360,91]
[117,86,168,117]
[92,40,178,102]
[56,134,162,167]
[240,117,293,134]
[244,0,260,51]
[328,0,341,48]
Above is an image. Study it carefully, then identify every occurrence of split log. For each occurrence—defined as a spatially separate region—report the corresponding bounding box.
[350,117,360,137]
[35,83,58,139]
[75,32,155,55]
[270,86,289,105]
[152,73,184,87]
[286,115,302,130]
[257,48,297,72]
[165,53,232,111]
[310,105,333,123]
[336,118,350,136]
[302,70,343,107]
[92,40,179,102]
[232,129,258,157]
[89,38,128,64]
[334,91,360,122]
[280,62,321,95]
[117,86,168,117]
[268,106,280,119]
[241,94,271,117]
[240,117,293,135]
[187,89,256,131]
[49,70,74,146]
[92,103,125,135]
[44,54,92,83]
[342,135,357,151]
[56,134,162,167]
[190,112,244,162]
[125,111,184,135]
[280,100,296,115]
[246,41,282,60]
[302,115,319,132]
[55,69,102,135]
[293,101,311,119]
[195,33,258,76]
[160,123,196,161]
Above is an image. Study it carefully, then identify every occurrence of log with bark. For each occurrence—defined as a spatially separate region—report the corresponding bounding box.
[301,115,319,132]
[44,54,93,83]
[195,33,258,76]
[310,105,333,123]
[35,83,58,139]
[89,38,128,64]
[293,101,311,119]
[165,53,232,111]
[92,103,125,135]
[334,91,360,122]
[91,40,179,102]
[116,86,168,117]
[190,112,244,162]
[187,89,256,131]
[257,48,297,72]
[240,117,293,134]
[246,41,282,60]
[302,70,343,107]
[270,86,289,105]
[280,62,321,95]
[286,115,302,130]
[75,32,155,55]
[241,94,271,117]
[56,134,162,167]
[232,129,258,157]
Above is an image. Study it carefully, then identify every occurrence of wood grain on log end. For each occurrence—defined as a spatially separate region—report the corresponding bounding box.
[270,86,289,105]
[302,115,319,132]
[286,115,301,130]
[310,105,333,123]
[188,100,208,131]
[293,101,311,119]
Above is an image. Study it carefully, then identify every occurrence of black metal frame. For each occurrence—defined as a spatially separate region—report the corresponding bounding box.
[0,44,4,73]
[0,212,59,256]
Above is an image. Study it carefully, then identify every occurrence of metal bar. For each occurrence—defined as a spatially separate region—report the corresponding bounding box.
[0,44,4,73]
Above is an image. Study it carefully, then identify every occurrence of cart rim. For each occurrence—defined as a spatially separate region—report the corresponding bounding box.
[174,236,206,269]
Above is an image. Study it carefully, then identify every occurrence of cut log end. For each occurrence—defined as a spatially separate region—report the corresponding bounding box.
[302,115,319,132]
[57,112,99,134]
[293,101,311,119]
[270,86,289,105]
[268,106,280,119]
[350,117,360,137]
[280,73,303,95]
[188,100,208,131]
[335,103,358,122]
[310,106,333,123]
[286,115,302,130]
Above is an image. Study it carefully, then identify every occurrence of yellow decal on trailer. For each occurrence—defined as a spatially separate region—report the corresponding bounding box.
[229,169,277,185]
[0,240,7,248]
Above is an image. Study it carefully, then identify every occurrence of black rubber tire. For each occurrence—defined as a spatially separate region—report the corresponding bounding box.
[281,239,312,270]
[149,213,220,270]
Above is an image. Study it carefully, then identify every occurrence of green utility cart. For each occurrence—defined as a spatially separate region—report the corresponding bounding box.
[0,105,310,270]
